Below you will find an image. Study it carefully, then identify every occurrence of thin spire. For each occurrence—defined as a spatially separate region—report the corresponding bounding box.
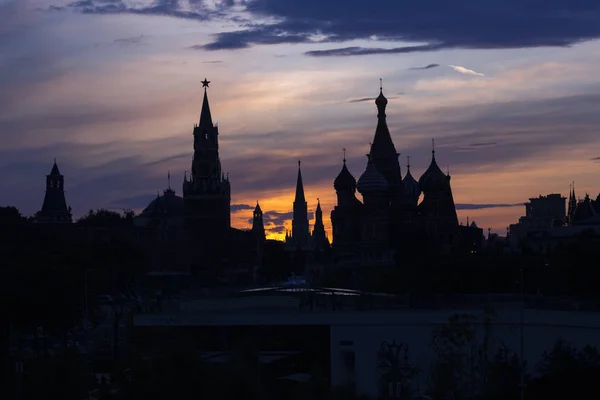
[432,138,436,154]
[407,155,411,169]
[379,77,383,92]
[167,170,171,189]
[342,148,347,163]
[294,160,306,204]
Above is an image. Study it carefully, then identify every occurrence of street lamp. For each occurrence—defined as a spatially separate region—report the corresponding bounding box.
[378,341,415,399]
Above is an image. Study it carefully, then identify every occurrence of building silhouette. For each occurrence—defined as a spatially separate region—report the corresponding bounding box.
[286,161,310,251]
[252,201,266,241]
[182,78,231,241]
[285,161,332,271]
[36,160,72,224]
[134,174,184,235]
[330,85,460,265]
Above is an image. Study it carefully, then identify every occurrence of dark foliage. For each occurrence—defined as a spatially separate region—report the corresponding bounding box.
[0,206,146,399]
[76,209,135,228]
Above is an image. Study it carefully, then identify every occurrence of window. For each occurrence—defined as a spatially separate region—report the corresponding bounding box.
[340,350,356,391]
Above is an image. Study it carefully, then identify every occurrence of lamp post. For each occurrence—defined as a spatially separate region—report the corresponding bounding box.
[378,341,415,399]
[519,265,525,400]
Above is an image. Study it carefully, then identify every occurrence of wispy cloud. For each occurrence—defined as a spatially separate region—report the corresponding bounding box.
[346,96,401,103]
[202,60,223,64]
[469,142,498,147]
[114,35,145,45]
[449,65,485,76]
[409,63,440,70]
[231,203,254,212]
[305,44,443,57]
[455,203,522,210]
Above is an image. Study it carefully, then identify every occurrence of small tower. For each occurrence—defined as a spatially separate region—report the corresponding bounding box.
[331,148,363,260]
[252,201,266,241]
[418,140,459,244]
[369,79,403,203]
[290,160,309,249]
[37,159,72,224]
[357,154,390,263]
[311,198,330,252]
[567,182,577,224]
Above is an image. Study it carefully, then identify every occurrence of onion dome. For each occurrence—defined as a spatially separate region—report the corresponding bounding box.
[402,158,421,201]
[357,154,388,194]
[375,87,388,108]
[419,147,449,193]
[334,159,357,192]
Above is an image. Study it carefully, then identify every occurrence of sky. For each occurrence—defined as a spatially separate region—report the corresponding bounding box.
[2,0,600,240]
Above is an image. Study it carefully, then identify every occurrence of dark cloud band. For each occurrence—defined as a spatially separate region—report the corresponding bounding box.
[53,0,600,55]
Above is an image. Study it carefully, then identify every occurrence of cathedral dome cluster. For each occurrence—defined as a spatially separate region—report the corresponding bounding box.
[330,83,459,265]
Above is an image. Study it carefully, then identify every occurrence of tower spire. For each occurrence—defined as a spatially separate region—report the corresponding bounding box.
[199,78,213,127]
[295,160,306,203]
[167,170,171,190]
[38,159,72,224]
[290,159,309,248]
[342,148,347,163]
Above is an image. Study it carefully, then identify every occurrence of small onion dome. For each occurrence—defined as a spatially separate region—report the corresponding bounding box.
[375,88,388,108]
[403,165,421,200]
[334,160,357,192]
[418,152,449,193]
[357,155,388,194]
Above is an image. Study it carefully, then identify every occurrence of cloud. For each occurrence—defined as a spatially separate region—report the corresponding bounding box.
[409,63,440,70]
[268,225,286,234]
[346,95,401,103]
[455,203,522,210]
[207,0,600,54]
[449,65,485,76]
[452,142,498,152]
[58,0,225,21]
[305,44,443,57]
[110,193,155,210]
[248,210,315,234]
[469,142,497,148]
[114,35,145,45]
[231,203,254,212]
[202,60,223,63]
[52,0,600,57]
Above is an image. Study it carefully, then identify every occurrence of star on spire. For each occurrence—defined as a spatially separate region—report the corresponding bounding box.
[201,78,210,88]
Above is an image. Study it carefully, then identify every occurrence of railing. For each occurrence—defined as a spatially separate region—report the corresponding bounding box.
[133,284,600,315]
